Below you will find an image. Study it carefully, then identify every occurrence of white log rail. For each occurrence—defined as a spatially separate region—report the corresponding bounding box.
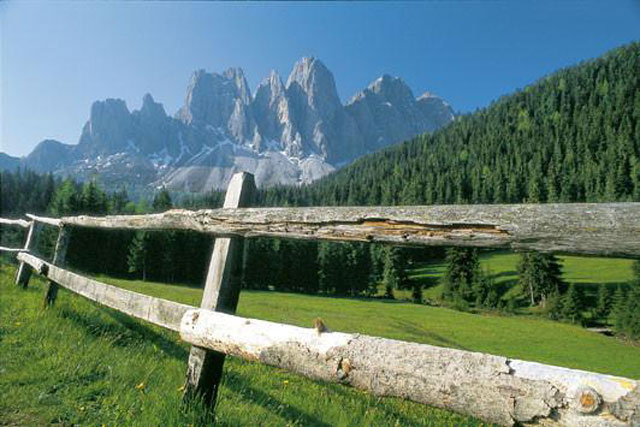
[26,213,61,227]
[0,246,25,252]
[17,252,193,331]
[28,202,640,257]
[181,308,640,427]
[12,251,640,426]
[0,218,31,228]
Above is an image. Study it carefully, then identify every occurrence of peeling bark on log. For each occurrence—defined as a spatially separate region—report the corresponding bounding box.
[184,172,256,407]
[47,203,640,257]
[180,308,640,426]
[15,222,42,288]
[0,218,31,228]
[44,226,71,306]
[17,252,193,330]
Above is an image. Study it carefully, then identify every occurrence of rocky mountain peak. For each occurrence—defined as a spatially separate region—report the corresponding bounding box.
[368,74,415,102]
[177,68,254,134]
[286,57,341,114]
[139,93,167,119]
[78,98,133,155]
[8,56,455,192]
[23,139,75,173]
[223,67,251,105]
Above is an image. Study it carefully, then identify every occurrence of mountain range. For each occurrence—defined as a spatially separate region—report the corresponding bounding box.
[2,57,454,191]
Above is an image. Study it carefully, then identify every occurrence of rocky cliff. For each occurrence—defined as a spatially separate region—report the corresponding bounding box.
[8,57,455,192]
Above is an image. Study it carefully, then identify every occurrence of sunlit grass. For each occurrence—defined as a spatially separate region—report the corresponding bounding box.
[0,264,481,426]
[2,255,639,426]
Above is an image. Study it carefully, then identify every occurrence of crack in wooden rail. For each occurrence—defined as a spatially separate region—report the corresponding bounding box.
[24,202,637,257]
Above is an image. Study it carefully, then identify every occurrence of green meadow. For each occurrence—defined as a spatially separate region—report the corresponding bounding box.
[1,254,639,426]
[404,251,637,304]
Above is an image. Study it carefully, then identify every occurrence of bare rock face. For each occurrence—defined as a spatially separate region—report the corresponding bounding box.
[252,70,290,150]
[416,92,456,131]
[284,57,364,163]
[78,99,134,155]
[346,75,453,153]
[9,57,455,192]
[131,94,180,156]
[22,139,75,173]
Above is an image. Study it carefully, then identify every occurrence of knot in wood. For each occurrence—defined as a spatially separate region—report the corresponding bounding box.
[340,358,352,375]
[336,357,353,381]
[573,386,601,414]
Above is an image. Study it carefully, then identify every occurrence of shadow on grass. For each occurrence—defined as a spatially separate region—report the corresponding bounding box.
[222,369,420,427]
[221,370,331,426]
[57,303,188,361]
[391,317,470,351]
[488,270,518,281]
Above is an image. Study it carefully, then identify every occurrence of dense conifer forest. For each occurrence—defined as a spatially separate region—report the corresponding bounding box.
[1,42,639,339]
[257,42,640,207]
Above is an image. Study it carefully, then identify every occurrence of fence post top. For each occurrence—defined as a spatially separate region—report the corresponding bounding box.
[223,172,256,209]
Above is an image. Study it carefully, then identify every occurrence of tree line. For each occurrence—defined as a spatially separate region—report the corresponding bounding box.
[2,42,639,339]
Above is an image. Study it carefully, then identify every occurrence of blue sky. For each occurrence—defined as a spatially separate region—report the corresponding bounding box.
[1,1,639,157]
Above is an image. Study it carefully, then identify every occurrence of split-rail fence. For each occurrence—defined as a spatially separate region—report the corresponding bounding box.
[1,172,639,426]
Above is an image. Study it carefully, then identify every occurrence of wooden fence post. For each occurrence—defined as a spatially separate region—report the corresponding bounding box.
[183,172,256,407]
[44,226,71,307]
[15,222,42,288]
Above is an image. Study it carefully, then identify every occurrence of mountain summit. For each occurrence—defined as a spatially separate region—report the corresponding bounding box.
[7,57,454,191]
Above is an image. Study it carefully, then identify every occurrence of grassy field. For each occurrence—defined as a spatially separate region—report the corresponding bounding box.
[2,259,640,426]
[405,250,637,302]
[0,265,480,426]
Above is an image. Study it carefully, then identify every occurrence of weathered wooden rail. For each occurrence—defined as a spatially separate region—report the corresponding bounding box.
[2,172,639,426]
[44,203,640,257]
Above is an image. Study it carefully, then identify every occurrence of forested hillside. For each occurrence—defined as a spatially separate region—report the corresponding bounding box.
[2,43,639,340]
[258,42,640,207]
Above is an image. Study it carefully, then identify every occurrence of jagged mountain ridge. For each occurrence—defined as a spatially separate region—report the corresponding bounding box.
[6,57,454,191]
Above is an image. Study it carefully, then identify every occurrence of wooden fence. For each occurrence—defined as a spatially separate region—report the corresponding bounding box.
[1,171,639,426]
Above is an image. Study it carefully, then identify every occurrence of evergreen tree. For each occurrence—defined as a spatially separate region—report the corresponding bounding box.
[382,247,408,299]
[79,180,107,214]
[443,248,479,303]
[110,187,130,213]
[545,290,563,320]
[128,232,150,281]
[561,283,584,324]
[49,179,79,216]
[257,42,640,209]
[152,188,173,212]
[620,284,640,339]
[611,285,628,327]
[484,288,500,309]
[518,252,564,307]
[594,285,612,321]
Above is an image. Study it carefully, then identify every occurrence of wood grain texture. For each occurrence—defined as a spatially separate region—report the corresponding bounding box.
[48,203,640,257]
[17,252,194,330]
[181,308,640,427]
[184,172,256,406]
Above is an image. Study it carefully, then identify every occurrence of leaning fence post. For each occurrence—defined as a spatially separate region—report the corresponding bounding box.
[15,221,42,288]
[44,225,71,307]
[183,172,256,408]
